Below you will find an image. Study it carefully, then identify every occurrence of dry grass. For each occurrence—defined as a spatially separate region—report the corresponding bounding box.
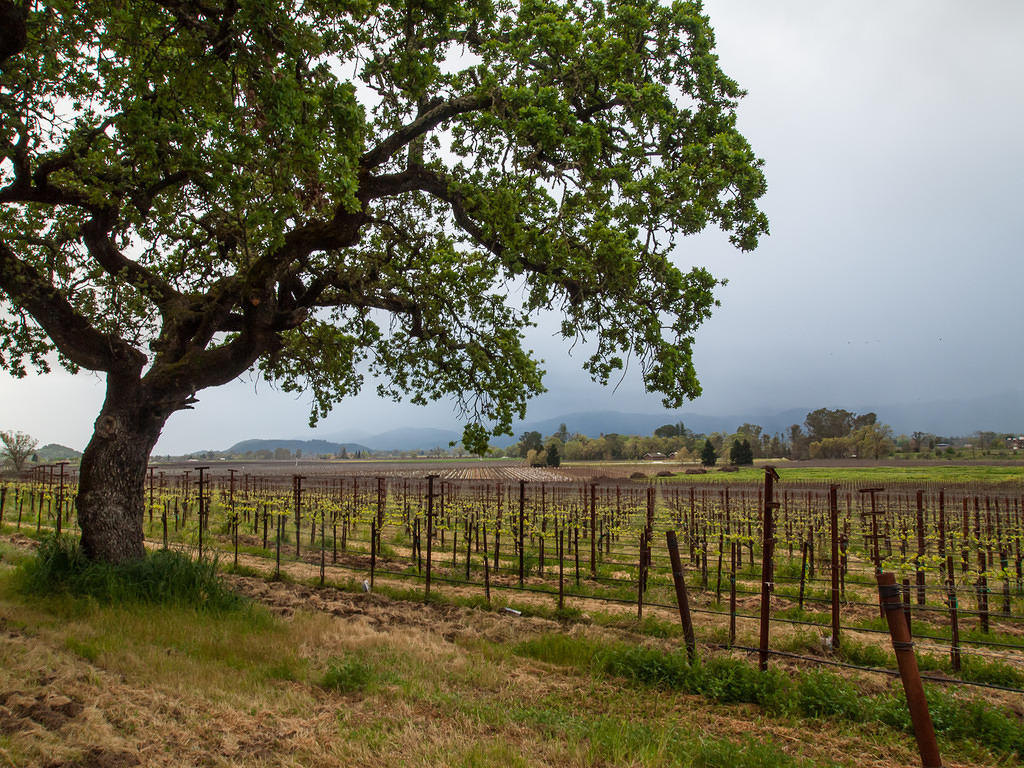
[0,536,1012,768]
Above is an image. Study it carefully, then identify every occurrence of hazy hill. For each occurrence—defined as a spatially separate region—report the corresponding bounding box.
[208,391,1024,456]
[226,438,371,456]
[358,427,462,451]
[36,443,83,461]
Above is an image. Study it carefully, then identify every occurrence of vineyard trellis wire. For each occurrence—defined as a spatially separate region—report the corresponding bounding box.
[3,463,1024,697]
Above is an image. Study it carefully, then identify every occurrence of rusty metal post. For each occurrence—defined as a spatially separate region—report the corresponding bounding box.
[425,475,436,601]
[798,539,808,611]
[729,540,737,648]
[759,466,779,671]
[860,487,885,618]
[877,571,944,768]
[518,479,526,586]
[558,525,564,611]
[293,474,305,560]
[590,483,597,578]
[637,531,646,620]
[915,490,927,605]
[370,516,377,589]
[666,530,696,662]
[319,503,326,587]
[829,485,841,650]
[148,465,155,525]
[196,466,209,559]
[55,462,67,536]
[482,521,491,606]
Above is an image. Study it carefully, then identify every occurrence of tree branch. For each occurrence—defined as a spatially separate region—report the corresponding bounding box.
[364,166,588,305]
[80,215,182,310]
[0,238,145,373]
[360,92,493,170]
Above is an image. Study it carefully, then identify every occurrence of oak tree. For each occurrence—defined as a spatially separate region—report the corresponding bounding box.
[0,0,767,562]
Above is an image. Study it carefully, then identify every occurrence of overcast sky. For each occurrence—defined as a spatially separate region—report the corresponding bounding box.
[3,1,1023,454]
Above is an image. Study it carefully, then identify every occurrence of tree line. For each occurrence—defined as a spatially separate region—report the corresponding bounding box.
[498,408,950,464]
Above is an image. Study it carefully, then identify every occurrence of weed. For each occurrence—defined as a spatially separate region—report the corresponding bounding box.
[834,640,890,668]
[794,669,863,720]
[320,653,375,694]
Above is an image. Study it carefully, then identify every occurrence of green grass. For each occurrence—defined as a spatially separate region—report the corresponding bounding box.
[319,651,378,693]
[513,632,1024,761]
[17,534,246,612]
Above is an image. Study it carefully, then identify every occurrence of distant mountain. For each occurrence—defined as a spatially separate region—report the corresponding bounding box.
[215,391,1024,457]
[226,438,371,455]
[36,443,83,461]
[501,393,1024,443]
[872,391,1024,436]
[360,427,463,451]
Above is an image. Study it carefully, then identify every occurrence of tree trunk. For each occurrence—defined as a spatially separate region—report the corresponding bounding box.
[76,376,170,563]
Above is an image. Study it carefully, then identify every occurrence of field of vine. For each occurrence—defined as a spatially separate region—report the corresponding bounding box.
[2,462,1024,765]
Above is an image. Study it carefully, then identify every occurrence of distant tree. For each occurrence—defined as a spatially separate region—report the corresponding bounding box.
[910,431,926,452]
[809,437,852,459]
[852,423,895,459]
[0,430,38,472]
[545,443,561,468]
[518,431,544,458]
[553,423,570,444]
[273,447,291,461]
[338,446,349,459]
[603,433,625,460]
[700,439,717,467]
[730,439,754,465]
[563,437,586,462]
[788,424,809,460]
[804,408,856,442]
[654,422,686,439]
[974,431,999,452]
[736,423,763,442]
[852,412,877,430]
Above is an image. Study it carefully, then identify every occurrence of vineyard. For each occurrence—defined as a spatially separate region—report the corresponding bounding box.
[3,463,1024,764]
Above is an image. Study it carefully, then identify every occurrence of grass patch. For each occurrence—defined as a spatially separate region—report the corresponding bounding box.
[513,632,1024,760]
[320,652,377,693]
[17,535,245,612]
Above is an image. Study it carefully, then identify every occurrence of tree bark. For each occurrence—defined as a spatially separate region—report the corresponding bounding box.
[76,375,170,563]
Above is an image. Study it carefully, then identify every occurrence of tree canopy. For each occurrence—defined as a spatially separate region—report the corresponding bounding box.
[729,437,752,465]
[0,0,766,561]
